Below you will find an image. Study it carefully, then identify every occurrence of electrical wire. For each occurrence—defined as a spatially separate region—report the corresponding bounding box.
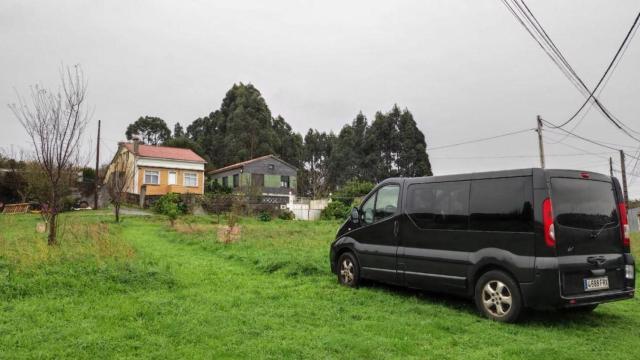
[427,128,535,151]
[500,0,590,96]
[627,144,640,185]
[541,120,640,160]
[501,0,640,141]
[550,11,640,128]
[544,127,637,150]
[430,152,613,160]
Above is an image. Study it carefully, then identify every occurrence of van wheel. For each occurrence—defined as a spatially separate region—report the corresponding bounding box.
[475,270,523,323]
[337,252,360,288]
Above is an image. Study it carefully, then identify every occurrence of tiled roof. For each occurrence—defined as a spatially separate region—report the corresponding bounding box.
[124,143,206,163]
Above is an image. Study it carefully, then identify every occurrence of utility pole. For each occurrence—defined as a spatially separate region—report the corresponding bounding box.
[536,115,545,168]
[94,119,101,210]
[609,157,614,178]
[619,150,629,208]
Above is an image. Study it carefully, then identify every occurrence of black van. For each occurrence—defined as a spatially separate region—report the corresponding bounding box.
[329,169,634,322]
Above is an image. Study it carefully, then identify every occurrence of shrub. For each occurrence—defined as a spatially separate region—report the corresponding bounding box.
[206,180,232,194]
[60,196,77,212]
[153,193,187,226]
[153,193,188,214]
[278,209,295,220]
[332,179,375,206]
[257,211,272,222]
[320,201,351,220]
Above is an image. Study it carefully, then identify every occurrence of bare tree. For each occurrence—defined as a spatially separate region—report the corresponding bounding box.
[9,65,90,245]
[105,150,135,222]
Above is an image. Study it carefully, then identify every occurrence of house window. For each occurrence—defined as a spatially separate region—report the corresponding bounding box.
[144,170,159,185]
[184,172,198,187]
[168,171,177,185]
[222,176,228,187]
[233,174,239,188]
[280,175,290,188]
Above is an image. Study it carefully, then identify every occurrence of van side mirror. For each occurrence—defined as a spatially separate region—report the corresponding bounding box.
[350,207,360,224]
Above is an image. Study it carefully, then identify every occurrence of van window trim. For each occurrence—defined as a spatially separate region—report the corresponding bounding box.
[359,182,402,226]
[403,179,471,232]
[403,176,536,233]
[549,176,619,231]
[467,175,535,234]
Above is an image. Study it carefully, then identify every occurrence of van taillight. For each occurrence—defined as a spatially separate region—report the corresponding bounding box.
[543,198,555,247]
[619,203,630,246]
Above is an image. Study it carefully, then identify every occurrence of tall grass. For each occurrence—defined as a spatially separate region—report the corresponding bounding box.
[166,216,341,277]
[0,213,175,300]
[0,214,134,270]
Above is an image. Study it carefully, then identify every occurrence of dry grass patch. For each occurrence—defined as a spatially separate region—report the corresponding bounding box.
[173,222,218,234]
[0,216,135,271]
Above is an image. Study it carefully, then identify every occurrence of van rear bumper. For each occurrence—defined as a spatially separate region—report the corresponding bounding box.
[559,289,635,308]
[520,257,635,309]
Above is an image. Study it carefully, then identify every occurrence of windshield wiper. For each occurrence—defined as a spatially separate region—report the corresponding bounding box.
[590,221,616,239]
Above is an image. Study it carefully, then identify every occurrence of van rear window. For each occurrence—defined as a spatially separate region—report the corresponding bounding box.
[550,178,618,230]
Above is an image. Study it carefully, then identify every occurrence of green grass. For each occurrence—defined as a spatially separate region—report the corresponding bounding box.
[1,212,639,359]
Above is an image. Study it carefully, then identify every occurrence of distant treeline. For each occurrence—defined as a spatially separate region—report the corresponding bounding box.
[124,83,432,197]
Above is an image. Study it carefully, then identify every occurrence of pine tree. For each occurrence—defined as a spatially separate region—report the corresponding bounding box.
[173,122,185,138]
[125,116,171,145]
[272,115,304,168]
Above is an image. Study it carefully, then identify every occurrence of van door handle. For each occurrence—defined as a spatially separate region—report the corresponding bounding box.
[393,220,399,237]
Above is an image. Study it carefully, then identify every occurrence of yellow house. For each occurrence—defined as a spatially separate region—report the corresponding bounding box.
[105,141,207,204]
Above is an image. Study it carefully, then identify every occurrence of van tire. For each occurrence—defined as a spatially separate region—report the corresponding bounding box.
[337,252,360,288]
[475,270,523,323]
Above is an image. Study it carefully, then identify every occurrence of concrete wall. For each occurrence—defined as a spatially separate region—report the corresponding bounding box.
[630,207,640,233]
[286,198,330,221]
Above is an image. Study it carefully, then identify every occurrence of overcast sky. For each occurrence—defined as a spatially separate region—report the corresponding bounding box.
[1,0,639,197]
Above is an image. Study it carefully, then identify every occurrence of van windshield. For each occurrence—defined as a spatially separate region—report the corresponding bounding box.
[550,178,618,230]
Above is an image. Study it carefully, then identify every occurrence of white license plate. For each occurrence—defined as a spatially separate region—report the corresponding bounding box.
[583,276,609,291]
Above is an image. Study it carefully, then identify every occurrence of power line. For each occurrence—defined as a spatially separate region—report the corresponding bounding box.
[500,0,589,96]
[543,133,615,162]
[428,128,535,151]
[544,128,637,150]
[551,11,640,128]
[431,152,613,160]
[501,0,640,141]
[627,144,640,185]
[541,119,640,160]
[557,24,637,139]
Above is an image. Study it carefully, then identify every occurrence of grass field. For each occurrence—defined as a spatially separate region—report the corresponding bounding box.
[1,212,639,359]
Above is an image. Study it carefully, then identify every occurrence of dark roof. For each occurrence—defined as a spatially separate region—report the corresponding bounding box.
[207,154,297,175]
[123,143,206,163]
[387,168,610,185]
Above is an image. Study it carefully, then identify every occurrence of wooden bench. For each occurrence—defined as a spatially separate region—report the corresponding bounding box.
[1,203,30,214]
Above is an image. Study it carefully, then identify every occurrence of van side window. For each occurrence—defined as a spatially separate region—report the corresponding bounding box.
[361,194,375,224]
[406,181,470,230]
[374,185,400,221]
[469,177,533,232]
[360,184,400,225]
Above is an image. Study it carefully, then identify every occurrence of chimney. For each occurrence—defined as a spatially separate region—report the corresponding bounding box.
[132,136,140,154]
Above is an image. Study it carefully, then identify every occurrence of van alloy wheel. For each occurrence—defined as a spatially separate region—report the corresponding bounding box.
[340,259,355,284]
[337,252,360,287]
[482,280,512,317]
[475,270,523,322]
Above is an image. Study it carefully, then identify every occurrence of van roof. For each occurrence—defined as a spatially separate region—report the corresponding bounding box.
[382,168,611,185]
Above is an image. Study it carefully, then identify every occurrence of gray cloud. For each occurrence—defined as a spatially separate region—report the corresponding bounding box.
[1,0,638,197]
